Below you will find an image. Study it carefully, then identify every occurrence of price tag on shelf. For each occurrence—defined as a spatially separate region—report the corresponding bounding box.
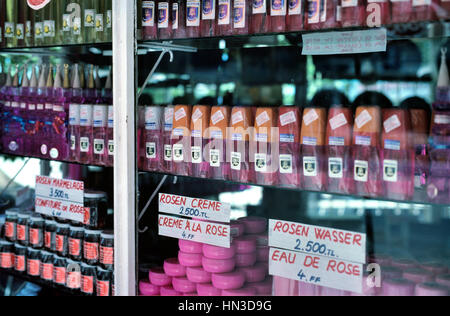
[269,248,363,294]
[35,176,87,223]
[159,193,231,223]
[302,28,387,55]
[159,214,231,248]
[269,219,366,264]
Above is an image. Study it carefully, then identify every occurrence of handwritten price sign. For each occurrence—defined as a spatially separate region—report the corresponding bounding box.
[302,28,387,55]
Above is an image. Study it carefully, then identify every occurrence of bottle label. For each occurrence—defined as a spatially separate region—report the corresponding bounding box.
[80,137,90,153]
[231,152,241,171]
[330,113,348,130]
[302,136,317,146]
[211,110,225,125]
[93,106,107,127]
[174,107,187,121]
[28,103,36,111]
[271,0,287,16]
[69,238,82,257]
[329,136,345,146]
[172,3,179,29]
[50,148,59,159]
[97,280,110,297]
[253,0,267,14]
[35,22,44,39]
[9,141,19,152]
[80,105,93,126]
[328,157,343,179]
[69,105,81,125]
[70,135,76,151]
[280,134,295,143]
[54,267,67,285]
[280,154,293,174]
[355,135,371,146]
[383,160,398,182]
[146,142,156,159]
[187,0,201,27]
[5,222,15,239]
[107,10,112,28]
[95,14,104,32]
[40,144,48,156]
[4,22,15,38]
[354,160,369,182]
[82,275,95,294]
[308,0,321,24]
[17,224,27,241]
[28,259,40,276]
[108,140,115,156]
[100,246,114,265]
[63,14,71,31]
[289,0,302,15]
[42,263,54,281]
[73,18,81,35]
[44,20,55,37]
[203,0,216,20]
[234,1,247,29]
[355,110,373,129]
[30,228,41,246]
[85,9,96,27]
[55,234,66,252]
[210,149,221,167]
[1,253,13,269]
[108,106,114,128]
[384,139,401,151]
[303,156,318,177]
[173,144,184,162]
[232,111,244,125]
[191,146,202,164]
[15,255,26,272]
[219,0,231,25]
[158,2,170,28]
[383,114,401,134]
[94,139,105,155]
[256,111,270,126]
[280,111,297,126]
[84,242,99,261]
[320,0,327,22]
[143,1,155,27]
[67,271,81,289]
[16,24,24,40]
[164,145,173,161]
[255,153,267,172]
[26,21,32,38]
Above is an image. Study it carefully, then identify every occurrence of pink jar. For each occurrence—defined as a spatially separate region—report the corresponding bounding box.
[253,277,273,296]
[160,285,182,296]
[202,256,236,273]
[222,286,257,296]
[236,252,257,268]
[203,244,236,260]
[164,258,187,277]
[178,251,203,267]
[238,264,267,283]
[238,217,267,234]
[179,240,203,254]
[415,283,449,296]
[139,280,160,296]
[172,277,197,293]
[382,279,416,296]
[186,267,212,284]
[149,267,172,286]
[233,236,257,254]
[403,269,434,284]
[230,220,246,237]
[212,271,246,290]
[197,283,222,296]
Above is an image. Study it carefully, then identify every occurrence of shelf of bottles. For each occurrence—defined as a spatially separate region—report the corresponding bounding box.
[0,0,112,50]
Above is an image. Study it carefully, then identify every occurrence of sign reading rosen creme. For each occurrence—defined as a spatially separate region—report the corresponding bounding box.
[159,214,231,248]
[35,176,87,223]
[159,193,231,223]
[269,248,363,293]
[269,219,366,264]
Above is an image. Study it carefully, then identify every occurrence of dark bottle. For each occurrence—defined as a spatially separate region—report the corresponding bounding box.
[0,0,5,49]
[5,0,18,48]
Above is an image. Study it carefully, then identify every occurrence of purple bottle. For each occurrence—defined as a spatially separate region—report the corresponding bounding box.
[92,104,108,166]
[144,106,164,172]
[38,65,55,159]
[34,65,48,157]
[103,70,114,167]
[3,66,22,155]
[24,66,38,156]
[19,65,30,156]
[79,65,95,165]
[0,68,12,153]
[69,64,84,163]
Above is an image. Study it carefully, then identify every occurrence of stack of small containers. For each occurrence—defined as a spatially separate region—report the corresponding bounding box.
[139,216,272,296]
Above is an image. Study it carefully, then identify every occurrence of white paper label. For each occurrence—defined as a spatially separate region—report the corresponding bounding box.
[328,157,343,179]
[202,0,216,20]
[95,14,104,32]
[234,0,247,29]
[434,114,450,125]
[355,135,371,146]
[94,139,105,155]
[16,24,24,40]
[146,142,156,159]
[159,193,231,223]
[354,160,369,182]
[69,104,81,126]
[108,140,114,156]
[303,156,318,177]
[211,110,225,125]
[412,0,432,6]
[355,110,373,129]
[192,108,203,123]
[342,0,358,7]
[219,0,232,25]
[271,0,287,16]
[383,114,401,134]
[80,137,90,153]
[142,1,155,27]
[231,152,242,170]
[173,144,184,162]
[279,154,293,174]
[253,0,267,14]
[383,160,398,183]
[174,108,187,122]
[158,2,170,28]
[187,0,201,27]
[80,105,93,127]
[84,9,96,27]
[280,111,297,126]
[329,113,348,130]
[210,149,221,167]
[255,153,268,172]
[93,106,107,128]
[232,111,244,125]
[303,109,319,126]
[256,111,270,126]
[173,3,179,29]
[164,144,172,161]
[308,0,321,24]
[191,146,202,164]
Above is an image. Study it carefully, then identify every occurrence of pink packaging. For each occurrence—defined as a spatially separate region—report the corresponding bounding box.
[391,259,418,270]
[163,258,187,277]
[172,277,197,293]
[186,267,212,284]
[236,252,257,267]
[179,240,203,254]
[203,244,236,260]
[212,271,246,290]
[160,285,182,296]
[233,236,257,254]
[237,217,267,234]
[139,280,160,296]
[222,286,257,296]
[238,264,267,283]
[178,251,203,267]
[253,277,273,296]
[273,276,299,296]
[230,220,246,237]
[257,246,270,262]
[149,267,172,286]
[436,274,450,288]
[197,283,222,296]
[382,278,416,296]
[202,256,236,273]
[415,283,449,296]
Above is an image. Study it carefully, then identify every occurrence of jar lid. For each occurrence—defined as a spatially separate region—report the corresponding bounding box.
[5,208,20,216]
[84,229,101,235]
[27,247,40,253]
[14,244,27,250]
[30,213,44,221]
[81,262,97,269]
[40,251,54,257]
[84,191,107,199]
[53,255,66,261]
[101,230,114,239]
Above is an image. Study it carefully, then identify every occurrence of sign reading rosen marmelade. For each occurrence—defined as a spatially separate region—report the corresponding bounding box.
[27,0,52,10]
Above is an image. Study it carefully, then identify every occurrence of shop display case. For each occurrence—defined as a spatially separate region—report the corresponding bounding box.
[0,0,449,297]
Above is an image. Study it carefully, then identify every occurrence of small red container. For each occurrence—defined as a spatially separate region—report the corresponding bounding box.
[172,0,187,38]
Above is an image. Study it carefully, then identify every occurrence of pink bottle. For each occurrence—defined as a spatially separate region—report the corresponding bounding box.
[278,107,302,188]
[34,65,48,158]
[233,0,251,35]
[172,0,187,39]
[39,65,55,159]
[24,66,39,157]
[190,105,211,178]
[0,68,13,153]
[92,104,108,166]
[269,0,287,33]
[208,106,231,180]
[79,103,93,164]
[250,0,271,34]
[3,66,21,155]
[19,65,30,156]
[142,0,158,40]
[106,105,114,167]
[172,105,192,176]
[217,0,233,36]
[69,64,84,163]
[144,106,164,172]
[162,106,174,173]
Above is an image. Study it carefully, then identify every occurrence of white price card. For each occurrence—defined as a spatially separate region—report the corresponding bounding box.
[35,176,87,223]
[159,214,231,248]
[269,248,363,294]
[269,219,366,264]
[159,193,231,223]
[302,28,387,55]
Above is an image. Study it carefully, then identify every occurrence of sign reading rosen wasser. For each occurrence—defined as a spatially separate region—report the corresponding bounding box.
[158,193,231,248]
[35,176,86,223]
[269,219,366,293]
